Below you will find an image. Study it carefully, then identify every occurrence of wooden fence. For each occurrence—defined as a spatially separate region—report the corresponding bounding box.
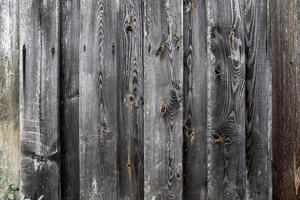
[0,0,299,199]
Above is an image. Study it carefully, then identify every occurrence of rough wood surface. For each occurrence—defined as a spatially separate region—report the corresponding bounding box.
[117,0,144,199]
[3,1,298,199]
[271,0,300,199]
[183,0,207,199]
[207,0,246,199]
[79,0,119,199]
[20,0,60,199]
[0,0,19,192]
[60,0,80,199]
[144,0,183,199]
[244,0,271,199]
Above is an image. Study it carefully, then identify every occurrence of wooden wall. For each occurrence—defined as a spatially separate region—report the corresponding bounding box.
[0,0,299,199]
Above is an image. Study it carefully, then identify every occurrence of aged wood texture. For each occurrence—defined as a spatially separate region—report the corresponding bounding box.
[244,0,271,199]
[20,0,60,199]
[117,0,144,199]
[144,0,183,199]
[0,0,19,192]
[79,0,119,199]
[207,0,246,199]
[271,0,300,199]
[182,0,207,199]
[60,0,80,199]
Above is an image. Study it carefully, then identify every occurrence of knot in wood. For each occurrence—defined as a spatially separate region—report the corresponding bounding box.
[101,124,110,134]
[160,100,168,117]
[213,132,224,144]
[214,65,222,77]
[128,94,136,104]
[155,41,165,57]
[51,47,55,55]
[229,31,235,41]
[124,15,136,32]
[175,169,182,180]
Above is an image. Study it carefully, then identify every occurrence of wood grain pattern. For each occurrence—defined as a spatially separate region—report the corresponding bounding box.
[2,1,297,199]
[271,0,300,199]
[144,0,183,199]
[244,0,271,199]
[20,0,60,199]
[183,0,208,199]
[207,0,246,199]
[79,0,119,199]
[60,0,80,199]
[117,0,144,199]
[0,0,20,192]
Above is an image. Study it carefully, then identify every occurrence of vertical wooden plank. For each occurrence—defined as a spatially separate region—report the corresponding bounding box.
[20,0,60,199]
[244,0,271,199]
[79,0,119,199]
[271,0,300,199]
[0,0,19,193]
[60,0,80,199]
[206,0,246,199]
[117,0,144,199]
[144,0,183,199]
[182,0,207,199]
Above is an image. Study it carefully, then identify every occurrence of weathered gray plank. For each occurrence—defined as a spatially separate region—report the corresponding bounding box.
[60,0,80,199]
[244,0,271,199]
[0,0,20,193]
[117,0,144,199]
[20,0,60,199]
[182,0,207,199]
[144,0,183,199]
[79,0,119,199]
[206,0,246,199]
[270,0,300,199]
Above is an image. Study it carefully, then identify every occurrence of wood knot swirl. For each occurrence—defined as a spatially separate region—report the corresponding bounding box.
[124,15,136,32]
[128,94,135,103]
[160,100,168,117]
[175,169,182,180]
[212,132,224,144]
[100,122,110,134]
[213,117,237,150]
